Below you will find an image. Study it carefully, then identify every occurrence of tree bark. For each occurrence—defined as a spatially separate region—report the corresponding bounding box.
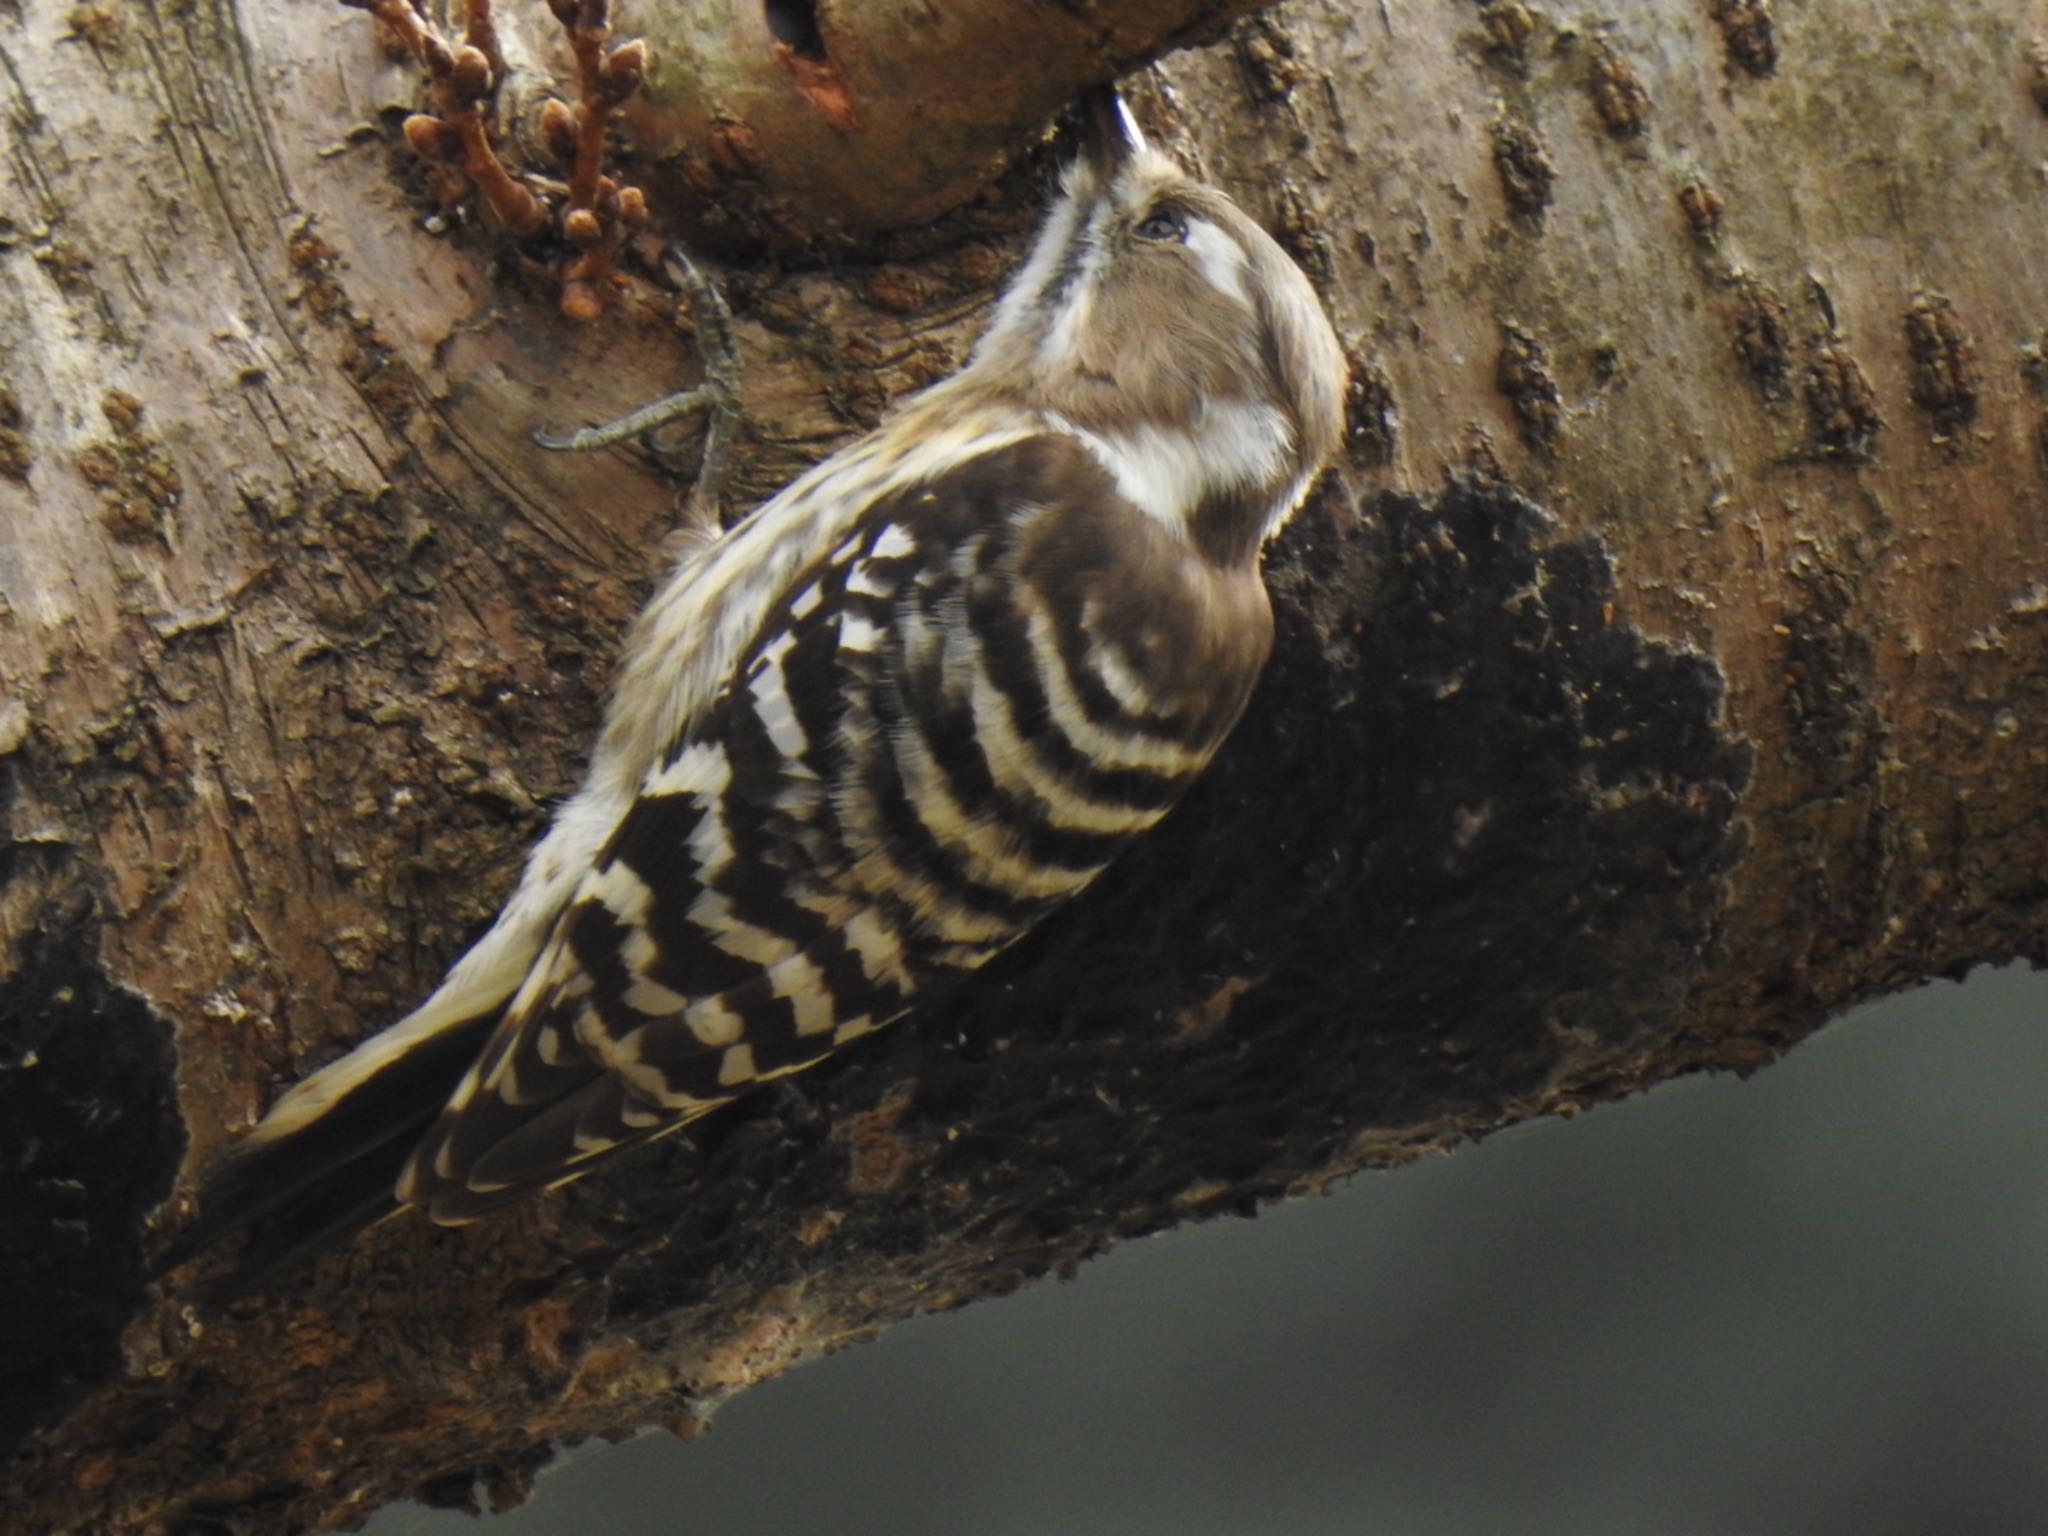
[4,0,2046,1529]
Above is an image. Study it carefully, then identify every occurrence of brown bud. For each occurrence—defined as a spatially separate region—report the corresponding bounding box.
[600,39,648,104]
[402,114,462,163]
[617,185,648,230]
[450,44,493,101]
[421,32,454,77]
[561,281,604,323]
[539,97,579,163]
[563,208,603,248]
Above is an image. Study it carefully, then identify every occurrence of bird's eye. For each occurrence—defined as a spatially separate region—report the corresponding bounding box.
[1134,205,1189,243]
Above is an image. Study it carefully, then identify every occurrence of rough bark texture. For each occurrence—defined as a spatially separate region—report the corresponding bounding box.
[3,0,2046,1530]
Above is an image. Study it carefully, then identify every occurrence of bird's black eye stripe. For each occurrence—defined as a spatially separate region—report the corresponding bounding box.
[1133,203,1189,243]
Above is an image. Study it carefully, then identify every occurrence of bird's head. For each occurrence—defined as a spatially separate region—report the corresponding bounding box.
[969,86,1347,563]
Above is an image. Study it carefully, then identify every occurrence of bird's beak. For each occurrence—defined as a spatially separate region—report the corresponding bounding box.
[1080,83,1144,179]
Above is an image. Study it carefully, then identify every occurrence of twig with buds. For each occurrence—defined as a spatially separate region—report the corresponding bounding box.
[346,0,548,237]
[537,0,650,320]
[339,0,651,319]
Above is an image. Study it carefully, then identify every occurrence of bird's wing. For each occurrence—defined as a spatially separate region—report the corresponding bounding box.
[396,455,939,1223]
[397,431,1243,1223]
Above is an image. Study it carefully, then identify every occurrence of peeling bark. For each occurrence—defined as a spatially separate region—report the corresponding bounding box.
[3,0,2048,1530]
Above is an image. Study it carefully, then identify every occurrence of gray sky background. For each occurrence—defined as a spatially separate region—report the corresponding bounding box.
[370,964,2048,1536]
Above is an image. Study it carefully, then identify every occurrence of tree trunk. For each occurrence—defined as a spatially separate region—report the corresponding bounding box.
[4,0,2046,1529]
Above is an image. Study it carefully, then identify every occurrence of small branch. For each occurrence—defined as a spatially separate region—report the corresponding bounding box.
[343,0,654,316]
[348,0,549,236]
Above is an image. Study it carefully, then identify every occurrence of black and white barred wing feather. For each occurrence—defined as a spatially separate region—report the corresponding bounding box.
[395,508,916,1219]
[397,433,1269,1222]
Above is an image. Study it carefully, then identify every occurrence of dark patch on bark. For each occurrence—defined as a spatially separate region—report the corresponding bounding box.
[763,0,827,64]
[1491,119,1556,222]
[1731,277,1793,405]
[1804,340,1884,459]
[1765,551,1897,982]
[1231,12,1300,104]
[0,900,183,1458]
[1903,293,1981,440]
[1678,181,1725,245]
[0,385,31,482]
[1497,324,1562,452]
[1710,0,1776,79]
[1476,1,1537,74]
[1343,351,1398,467]
[1269,181,1335,290]
[1780,558,1880,796]
[1588,43,1652,138]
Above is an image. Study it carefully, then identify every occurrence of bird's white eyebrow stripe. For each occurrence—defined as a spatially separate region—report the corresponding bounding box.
[1185,218,1250,307]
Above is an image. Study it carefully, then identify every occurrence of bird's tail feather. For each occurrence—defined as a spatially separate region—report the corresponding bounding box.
[200,1155,415,1303]
[156,1008,501,1282]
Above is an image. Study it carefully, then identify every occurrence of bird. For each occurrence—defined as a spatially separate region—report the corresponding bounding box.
[167,83,1346,1278]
